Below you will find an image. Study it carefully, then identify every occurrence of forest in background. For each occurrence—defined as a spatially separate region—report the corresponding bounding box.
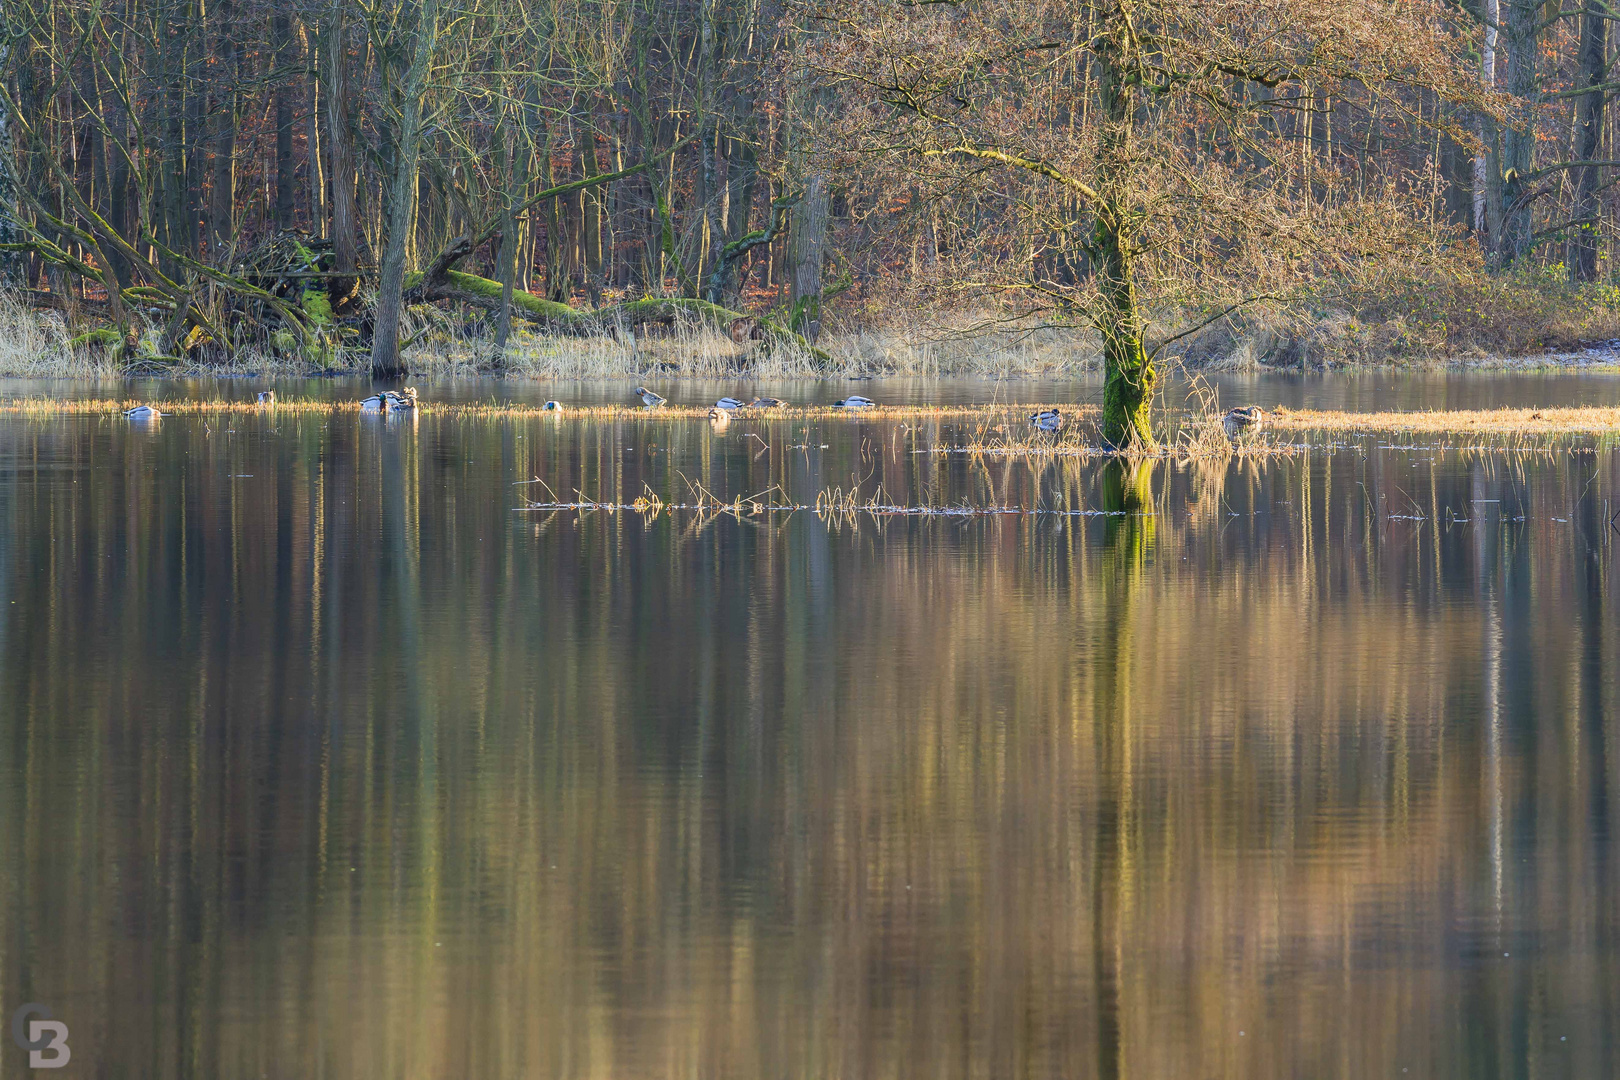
[2,0,1620,391]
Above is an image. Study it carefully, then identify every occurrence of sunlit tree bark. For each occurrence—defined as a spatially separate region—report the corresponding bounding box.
[370,0,441,380]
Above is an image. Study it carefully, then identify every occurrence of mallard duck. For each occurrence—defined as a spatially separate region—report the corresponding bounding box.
[257,390,276,405]
[1030,408,1062,432]
[359,392,387,412]
[1222,406,1263,442]
[708,407,732,426]
[835,395,876,409]
[749,397,786,409]
[634,386,667,407]
[543,400,563,411]
[123,404,162,419]
[715,396,746,410]
[387,386,419,412]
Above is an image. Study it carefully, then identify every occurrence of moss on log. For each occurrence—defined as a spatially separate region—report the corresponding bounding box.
[414,268,831,364]
[68,328,124,349]
[430,270,579,320]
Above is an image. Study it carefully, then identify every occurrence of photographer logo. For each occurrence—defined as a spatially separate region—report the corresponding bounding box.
[10,1004,70,1069]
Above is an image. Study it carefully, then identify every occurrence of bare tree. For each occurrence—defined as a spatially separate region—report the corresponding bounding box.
[807,0,1492,447]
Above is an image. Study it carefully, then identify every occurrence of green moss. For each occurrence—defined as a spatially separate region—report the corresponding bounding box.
[615,297,741,325]
[441,271,580,319]
[69,328,123,349]
[302,291,333,324]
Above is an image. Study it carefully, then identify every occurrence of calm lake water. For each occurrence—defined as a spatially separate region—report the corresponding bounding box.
[1,375,1617,1078]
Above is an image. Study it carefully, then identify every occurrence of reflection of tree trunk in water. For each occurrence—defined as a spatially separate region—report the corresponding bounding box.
[1578,474,1610,854]
[1092,794,1121,1080]
[1101,458,1157,564]
[1091,457,1154,1079]
[1470,463,1534,1077]
[1470,465,1503,942]
[1577,472,1613,1047]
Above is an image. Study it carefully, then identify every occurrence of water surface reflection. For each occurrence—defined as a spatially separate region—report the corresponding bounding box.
[0,408,1615,1078]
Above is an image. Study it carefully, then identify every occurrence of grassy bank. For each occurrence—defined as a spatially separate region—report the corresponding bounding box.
[8,266,1620,379]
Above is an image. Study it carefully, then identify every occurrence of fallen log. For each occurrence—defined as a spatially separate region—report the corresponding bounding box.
[407,266,832,364]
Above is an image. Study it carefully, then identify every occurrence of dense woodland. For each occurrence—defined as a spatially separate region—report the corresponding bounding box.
[1,0,1619,436]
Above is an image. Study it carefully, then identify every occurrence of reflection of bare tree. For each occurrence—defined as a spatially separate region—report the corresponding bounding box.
[1092,458,1158,1079]
[1,423,1617,1076]
[1100,458,1157,571]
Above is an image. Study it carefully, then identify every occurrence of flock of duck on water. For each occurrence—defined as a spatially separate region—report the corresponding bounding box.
[121,386,1265,442]
[121,387,422,419]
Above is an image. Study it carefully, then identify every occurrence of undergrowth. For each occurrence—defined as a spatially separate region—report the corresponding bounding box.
[7,261,1620,379]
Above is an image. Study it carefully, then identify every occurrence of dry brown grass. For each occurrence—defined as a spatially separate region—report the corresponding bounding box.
[0,296,119,376]
[1269,405,1620,436]
[11,264,1620,379]
[0,397,1072,420]
[15,394,1620,449]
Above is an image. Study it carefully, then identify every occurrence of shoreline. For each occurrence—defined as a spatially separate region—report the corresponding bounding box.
[5,351,1620,380]
[8,397,1620,439]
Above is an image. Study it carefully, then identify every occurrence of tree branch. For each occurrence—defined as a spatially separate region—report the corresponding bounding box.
[919,145,1102,203]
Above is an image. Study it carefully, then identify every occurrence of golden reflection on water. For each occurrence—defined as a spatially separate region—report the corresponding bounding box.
[0,413,1616,1078]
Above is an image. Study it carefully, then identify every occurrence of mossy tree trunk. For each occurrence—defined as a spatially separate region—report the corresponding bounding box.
[1093,17,1156,452]
[1093,193,1155,450]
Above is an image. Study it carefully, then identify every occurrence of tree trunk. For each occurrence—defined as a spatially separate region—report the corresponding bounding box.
[583,126,605,307]
[0,37,24,285]
[1095,23,1156,451]
[208,0,239,260]
[307,40,325,230]
[158,0,193,270]
[1095,214,1155,450]
[102,84,132,287]
[787,172,827,341]
[1472,0,1499,244]
[273,7,297,230]
[495,119,531,353]
[1497,0,1537,265]
[320,0,360,317]
[544,138,569,302]
[725,134,759,298]
[1568,0,1606,282]
[369,0,440,380]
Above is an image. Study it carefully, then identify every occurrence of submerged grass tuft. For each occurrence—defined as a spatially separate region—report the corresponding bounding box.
[1270,406,1620,437]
